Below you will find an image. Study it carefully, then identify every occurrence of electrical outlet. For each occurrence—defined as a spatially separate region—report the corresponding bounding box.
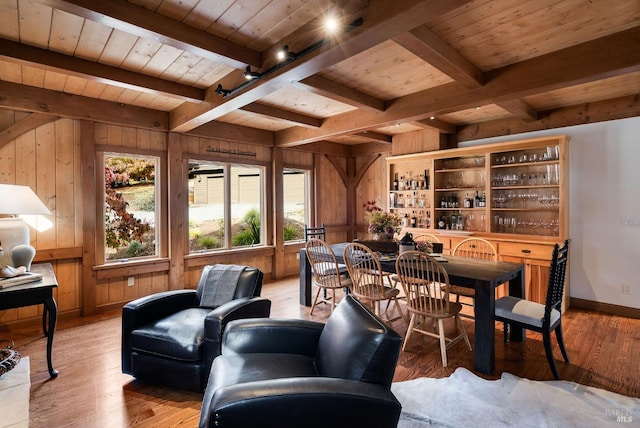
[622,217,640,227]
[127,276,135,287]
[622,284,631,295]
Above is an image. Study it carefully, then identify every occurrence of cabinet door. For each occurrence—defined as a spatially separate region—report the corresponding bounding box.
[500,254,550,305]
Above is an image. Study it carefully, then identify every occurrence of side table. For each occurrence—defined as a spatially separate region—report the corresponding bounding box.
[0,263,58,377]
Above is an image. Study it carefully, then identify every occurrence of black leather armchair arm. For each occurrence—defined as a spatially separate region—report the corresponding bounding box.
[122,290,198,374]
[201,297,271,372]
[221,318,325,356]
[201,377,401,428]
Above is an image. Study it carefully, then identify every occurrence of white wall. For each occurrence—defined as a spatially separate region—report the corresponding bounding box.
[460,117,640,309]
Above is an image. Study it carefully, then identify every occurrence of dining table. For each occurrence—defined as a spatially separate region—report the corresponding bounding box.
[299,242,525,375]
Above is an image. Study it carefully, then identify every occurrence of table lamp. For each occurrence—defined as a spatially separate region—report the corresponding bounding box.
[0,184,52,268]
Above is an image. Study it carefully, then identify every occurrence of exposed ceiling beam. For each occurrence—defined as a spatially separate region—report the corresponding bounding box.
[0,81,167,130]
[274,27,640,146]
[186,121,274,146]
[284,140,351,157]
[496,99,539,121]
[295,75,385,112]
[351,131,393,143]
[0,113,59,148]
[393,24,483,88]
[240,103,322,128]
[350,142,394,157]
[0,38,203,103]
[168,0,474,133]
[457,93,640,141]
[39,0,261,69]
[412,118,457,134]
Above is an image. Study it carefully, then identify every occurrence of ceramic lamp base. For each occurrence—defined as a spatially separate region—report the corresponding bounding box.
[0,218,30,267]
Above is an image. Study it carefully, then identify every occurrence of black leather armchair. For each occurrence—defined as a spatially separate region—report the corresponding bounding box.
[121,265,271,392]
[199,295,403,428]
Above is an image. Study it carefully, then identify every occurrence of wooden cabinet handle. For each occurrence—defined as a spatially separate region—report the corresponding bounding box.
[521,249,531,254]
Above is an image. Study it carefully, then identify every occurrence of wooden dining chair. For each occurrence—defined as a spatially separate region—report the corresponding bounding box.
[448,237,497,317]
[395,251,471,367]
[342,242,406,326]
[414,233,441,252]
[494,240,570,379]
[304,223,326,241]
[390,234,442,288]
[305,238,351,315]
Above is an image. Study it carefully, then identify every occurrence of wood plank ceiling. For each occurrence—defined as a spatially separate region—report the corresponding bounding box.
[0,0,638,153]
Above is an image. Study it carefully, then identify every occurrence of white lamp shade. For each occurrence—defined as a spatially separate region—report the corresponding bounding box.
[0,184,52,215]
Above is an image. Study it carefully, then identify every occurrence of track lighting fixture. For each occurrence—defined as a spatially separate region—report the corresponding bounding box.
[215,84,231,96]
[243,65,262,80]
[213,14,363,98]
[276,45,298,62]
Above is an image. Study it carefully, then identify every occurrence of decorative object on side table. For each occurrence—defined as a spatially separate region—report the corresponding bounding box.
[363,200,401,241]
[11,244,36,271]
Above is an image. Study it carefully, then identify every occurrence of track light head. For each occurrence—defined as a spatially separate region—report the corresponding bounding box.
[243,65,261,80]
[276,45,298,62]
[215,84,231,97]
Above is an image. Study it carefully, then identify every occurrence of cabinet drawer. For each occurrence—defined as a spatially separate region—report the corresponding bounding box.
[498,242,554,260]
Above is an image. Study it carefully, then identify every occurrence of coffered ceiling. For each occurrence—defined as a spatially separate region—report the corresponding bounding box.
[0,0,638,153]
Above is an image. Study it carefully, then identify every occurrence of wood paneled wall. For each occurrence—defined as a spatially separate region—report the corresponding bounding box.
[0,110,399,325]
[0,112,83,324]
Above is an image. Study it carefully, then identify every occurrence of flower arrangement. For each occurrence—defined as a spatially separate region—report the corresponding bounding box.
[415,240,433,253]
[363,200,402,238]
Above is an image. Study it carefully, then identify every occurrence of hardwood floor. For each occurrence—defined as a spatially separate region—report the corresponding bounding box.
[6,275,639,427]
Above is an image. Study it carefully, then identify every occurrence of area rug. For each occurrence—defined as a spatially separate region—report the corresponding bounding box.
[391,368,638,427]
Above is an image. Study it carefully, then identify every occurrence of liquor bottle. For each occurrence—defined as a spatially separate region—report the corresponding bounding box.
[398,175,404,190]
[393,173,398,191]
[426,211,431,228]
[481,191,487,207]
[464,193,471,208]
[437,216,446,229]
[418,212,423,228]
[402,213,409,227]
[474,190,480,208]
[410,211,417,228]
[423,169,429,189]
[411,174,418,190]
[412,191,417,207]
[405,173,410,190]
[440,195,447,208]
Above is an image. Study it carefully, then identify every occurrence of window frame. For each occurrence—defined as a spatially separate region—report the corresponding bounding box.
[97,148,167,265]
[282,167,311,243]
[187,158,267,253]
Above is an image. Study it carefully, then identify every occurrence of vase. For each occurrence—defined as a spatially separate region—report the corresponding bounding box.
[11,244,36,271]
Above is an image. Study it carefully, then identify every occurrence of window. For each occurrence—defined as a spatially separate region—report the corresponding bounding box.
[283,168,309,242]
[188,161,264,252]
[103,153,159,261]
